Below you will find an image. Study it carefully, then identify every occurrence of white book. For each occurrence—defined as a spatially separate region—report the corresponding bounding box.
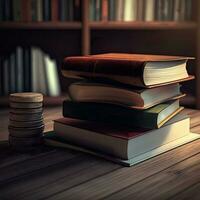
[31,47,40,92]
[37,49,47,95]
[144,0,155,21]
[44,55,60,96]
[124,0,137,21]
[54,114,192,160]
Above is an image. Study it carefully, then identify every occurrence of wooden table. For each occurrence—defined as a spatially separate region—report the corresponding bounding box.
[0,107,200,200]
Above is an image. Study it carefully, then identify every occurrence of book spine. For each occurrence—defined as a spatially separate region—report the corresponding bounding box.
[89,0,96,21]
[137,0,144,21]
[16,47,24,92]
[44,55,60,96]
[108,0,116,21]
[101,0,108,21]
[51,0,58,21]
[155,0,162,21]
[23,48,31,92]
[13,0,21,21]
[144,0,155,21]
[62,57,145,86]
[0,57,2,95]
[63,101,159,129]
[21,0,31,22]
[2,58,9,95]
[185,0,192,21]
[43,0,51,21]
[4,0,12,21]
[116,0,124,21]
[36,0,43,21]
[68,0,74,21]
[0,0,4,21]
[73,0,81,21]
[9,53,16,93]
[167,0,174,21]
[95,0,101,21]
[31,47,40,92]
[124,0,137,21]
[37,49,47,95]
[59,0,67,21]
[31,0,37,21]
[174,0,181,21]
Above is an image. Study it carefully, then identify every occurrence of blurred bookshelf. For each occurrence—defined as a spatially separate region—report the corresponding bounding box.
[0,0,199,108]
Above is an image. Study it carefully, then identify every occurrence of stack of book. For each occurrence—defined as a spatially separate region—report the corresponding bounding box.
[44,53,200,166]
[0,46,60,96]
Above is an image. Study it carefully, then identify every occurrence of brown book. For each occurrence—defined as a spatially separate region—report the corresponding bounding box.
[62,53,194,88]
[51,0,59,21]
[101,0,108,21]
[21,0,31,22]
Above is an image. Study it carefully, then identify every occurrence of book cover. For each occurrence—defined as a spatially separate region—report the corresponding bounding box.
[62,53,194,87]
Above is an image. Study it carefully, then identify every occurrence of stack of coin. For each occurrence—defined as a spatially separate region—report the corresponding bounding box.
[8,93,44,150]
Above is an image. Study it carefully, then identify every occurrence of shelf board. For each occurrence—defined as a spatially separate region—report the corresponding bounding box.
[90,21,197,30]
[0,22,82,30]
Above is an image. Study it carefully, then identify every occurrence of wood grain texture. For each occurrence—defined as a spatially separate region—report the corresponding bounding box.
[45,140,200,200]
[0,107,199,200]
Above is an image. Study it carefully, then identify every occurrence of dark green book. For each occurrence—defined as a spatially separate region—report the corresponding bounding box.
[43,0,51,21]
[89,0,96,21]
[63,99,183,129]
[108,0,116,21]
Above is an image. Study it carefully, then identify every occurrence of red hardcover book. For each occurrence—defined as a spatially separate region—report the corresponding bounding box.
[101,0,108,21]
[51,0,59,21]
[62,53,194,88]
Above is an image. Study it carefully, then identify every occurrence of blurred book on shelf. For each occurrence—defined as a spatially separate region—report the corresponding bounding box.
[0,0,81,22]
[0,46,61,96]
[89,0,193,22]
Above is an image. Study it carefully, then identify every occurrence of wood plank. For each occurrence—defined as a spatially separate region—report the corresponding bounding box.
[0,145,55,169]
[169,182,200,200]
[104,153,200,200]
[90,21,197,30]
[0,22,82,30]
[0,155,120,200]
[0,149,80,184]
[44,139,200,200]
